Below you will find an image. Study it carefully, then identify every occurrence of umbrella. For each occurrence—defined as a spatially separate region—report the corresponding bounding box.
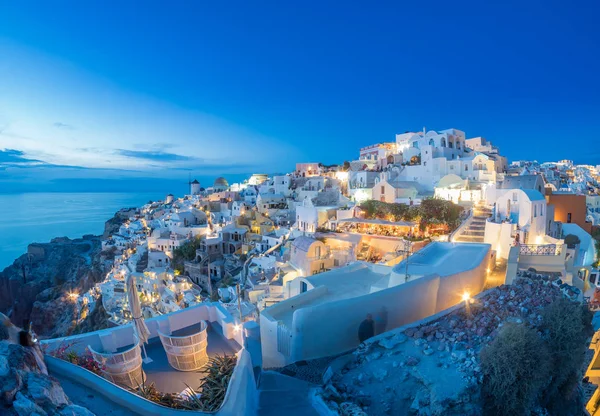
[126,274,152,363]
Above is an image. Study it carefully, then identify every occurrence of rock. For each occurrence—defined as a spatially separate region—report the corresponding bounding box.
[405,356,420,366]
[26,372,69,409]
[378,333,407,349]
[410,388,431,412]
[324,383,341,400]
[423,348,434,356]
[340,402,368,416]
[0,368,22,405]
[13,392,47,416]
[373,369,388,381]
[365,351,382,362]
[0,355,9,377]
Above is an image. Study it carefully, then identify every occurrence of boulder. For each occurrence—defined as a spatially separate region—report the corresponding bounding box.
[12,392,47,416]
[26,372,70,409]
[378,333,407,349]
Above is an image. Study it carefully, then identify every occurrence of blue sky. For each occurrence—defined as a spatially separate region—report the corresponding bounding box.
[1,1,599,193]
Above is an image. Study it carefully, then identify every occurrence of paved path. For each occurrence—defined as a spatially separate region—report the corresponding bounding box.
[57,376,132,416]
[258,371,320,416]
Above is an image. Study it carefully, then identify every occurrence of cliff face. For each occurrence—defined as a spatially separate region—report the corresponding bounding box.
[0,236,104,338]
[103,207,137,238]
[0,209,132,339]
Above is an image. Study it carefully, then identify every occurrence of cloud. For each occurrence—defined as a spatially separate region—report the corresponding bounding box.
[53,122,74,130]
[0,148,44,165]
[115,149,196,162]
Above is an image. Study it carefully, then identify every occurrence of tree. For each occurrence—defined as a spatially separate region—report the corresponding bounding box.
[480,323,550,416]
[564,234,581,249]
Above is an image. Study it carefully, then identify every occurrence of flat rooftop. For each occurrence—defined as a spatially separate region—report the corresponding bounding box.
[392,242,491,278]
[274,262,391,327]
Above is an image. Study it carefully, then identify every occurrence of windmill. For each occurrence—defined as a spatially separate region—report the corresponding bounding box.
[186,173,201,195]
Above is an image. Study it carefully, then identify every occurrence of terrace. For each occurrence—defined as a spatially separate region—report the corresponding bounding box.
[42,302,258,415]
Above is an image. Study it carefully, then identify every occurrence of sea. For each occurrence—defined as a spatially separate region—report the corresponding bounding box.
[0,192,169,271]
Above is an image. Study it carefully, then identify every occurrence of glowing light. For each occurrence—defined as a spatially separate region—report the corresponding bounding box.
[461,292,470,302]
[234,324,241,333]
[535,235,543,245]
[335,171,349,181]
[68,291,79,301]
[486,268,491,274]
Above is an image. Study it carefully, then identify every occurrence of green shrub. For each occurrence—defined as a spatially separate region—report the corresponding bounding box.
[564,234,581,248]
[539,298,594,414]
[480,323,550,416]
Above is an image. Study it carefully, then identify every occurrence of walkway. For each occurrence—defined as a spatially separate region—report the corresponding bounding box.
[258,371,319,416]
[57,376,133,416]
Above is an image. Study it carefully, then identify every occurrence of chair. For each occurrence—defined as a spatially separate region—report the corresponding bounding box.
[158,321,209,371]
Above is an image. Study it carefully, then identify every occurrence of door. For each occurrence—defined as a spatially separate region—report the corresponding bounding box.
[300,281,308,293]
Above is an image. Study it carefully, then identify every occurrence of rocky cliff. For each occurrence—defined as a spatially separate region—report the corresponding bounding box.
[0,209,132,339]
[0,313,95,415]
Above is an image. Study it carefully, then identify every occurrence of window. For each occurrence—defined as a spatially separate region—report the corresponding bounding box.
[381,186,385,194]
[513,192,518,202]
[534,205,537,217]
[465,165,468,171]
[567,213,572,223]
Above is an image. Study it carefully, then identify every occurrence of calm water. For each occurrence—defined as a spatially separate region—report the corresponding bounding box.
[0,192,167,270]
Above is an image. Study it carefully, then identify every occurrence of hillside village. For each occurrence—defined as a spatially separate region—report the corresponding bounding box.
[3,127,600,415]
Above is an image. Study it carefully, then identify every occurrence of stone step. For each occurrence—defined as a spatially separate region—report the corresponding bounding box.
[455,236,485,242]
[259,371,316,391]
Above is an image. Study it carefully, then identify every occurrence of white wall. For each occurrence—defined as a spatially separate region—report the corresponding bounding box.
[261,252,489,367]
[45,348,257,416]
[484,219,515,260]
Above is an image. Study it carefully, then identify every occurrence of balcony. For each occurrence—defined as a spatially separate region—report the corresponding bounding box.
[519,244,562,256]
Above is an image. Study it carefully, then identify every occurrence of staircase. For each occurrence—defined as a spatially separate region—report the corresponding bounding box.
[453,203,492,243]
[258,371,320,416]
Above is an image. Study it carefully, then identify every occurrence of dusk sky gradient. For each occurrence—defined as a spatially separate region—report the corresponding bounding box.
[1,1,599,193]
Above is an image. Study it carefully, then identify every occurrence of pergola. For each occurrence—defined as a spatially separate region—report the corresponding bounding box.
[337,218,417,237]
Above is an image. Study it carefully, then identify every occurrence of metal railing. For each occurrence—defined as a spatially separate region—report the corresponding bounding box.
[519,244,561,256]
